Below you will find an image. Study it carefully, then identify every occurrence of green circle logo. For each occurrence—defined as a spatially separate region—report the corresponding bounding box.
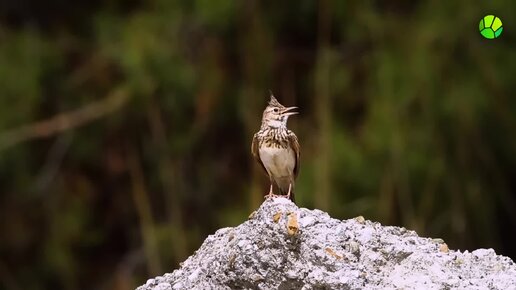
[479,15,503,39]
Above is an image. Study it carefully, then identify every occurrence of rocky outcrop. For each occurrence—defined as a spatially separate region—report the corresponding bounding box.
[137,198,516,289]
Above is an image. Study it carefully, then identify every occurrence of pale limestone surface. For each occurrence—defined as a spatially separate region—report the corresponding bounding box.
[137,198,516,290]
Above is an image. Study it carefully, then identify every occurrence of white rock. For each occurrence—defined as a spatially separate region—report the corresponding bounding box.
[145,278,155,286]
[136,198,516,290]
[153,283,171,290]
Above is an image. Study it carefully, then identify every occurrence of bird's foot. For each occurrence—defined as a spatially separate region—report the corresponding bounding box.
[265,192,280,199]
[264,184,277,199]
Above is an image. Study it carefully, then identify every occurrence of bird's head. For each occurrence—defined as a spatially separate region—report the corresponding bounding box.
[261,93,298,129]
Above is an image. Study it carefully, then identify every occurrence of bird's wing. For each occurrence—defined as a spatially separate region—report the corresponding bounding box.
[251,133,267,174]
[288,131,300,178]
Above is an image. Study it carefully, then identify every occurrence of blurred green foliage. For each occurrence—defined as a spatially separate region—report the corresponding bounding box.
[1,1,516,289]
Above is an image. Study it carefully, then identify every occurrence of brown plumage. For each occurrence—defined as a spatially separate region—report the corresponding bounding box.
[251,93,300,202]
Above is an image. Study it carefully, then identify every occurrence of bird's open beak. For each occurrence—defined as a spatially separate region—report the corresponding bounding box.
[281,106,298,117]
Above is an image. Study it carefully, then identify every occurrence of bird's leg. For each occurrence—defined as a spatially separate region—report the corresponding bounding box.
[286,183,292,200]
[265,183,275,199]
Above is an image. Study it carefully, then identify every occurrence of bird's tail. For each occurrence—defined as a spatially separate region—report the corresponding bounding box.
[278,183,295,203]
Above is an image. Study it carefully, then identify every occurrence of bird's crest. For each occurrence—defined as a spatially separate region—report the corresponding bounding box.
[268,91,284,108]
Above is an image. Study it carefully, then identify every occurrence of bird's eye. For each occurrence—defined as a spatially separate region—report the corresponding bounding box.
[273,108,279,113]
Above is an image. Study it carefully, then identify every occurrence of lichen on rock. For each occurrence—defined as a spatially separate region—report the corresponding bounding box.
[137,198,516,290]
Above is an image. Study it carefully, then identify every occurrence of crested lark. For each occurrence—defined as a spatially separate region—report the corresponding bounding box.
[251,93,300,202]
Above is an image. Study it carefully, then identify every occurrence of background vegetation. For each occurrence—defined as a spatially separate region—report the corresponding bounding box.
[1,1,515,289]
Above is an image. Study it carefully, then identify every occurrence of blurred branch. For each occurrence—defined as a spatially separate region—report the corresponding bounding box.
[146,100,188,262]
[314,0,332,211]
[33,133,73,194]
[0,87,129,151]
[127,145,162,276]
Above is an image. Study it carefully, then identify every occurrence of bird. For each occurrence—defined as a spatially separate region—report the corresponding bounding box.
[251,93,300,202]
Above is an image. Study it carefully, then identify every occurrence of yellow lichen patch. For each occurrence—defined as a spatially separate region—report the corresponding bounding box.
[439,243,449,253]
[355,216,365,224]
[228,253,236,268]
[273,211,282,223]
[227,231,235,242]
[325,247,343,260]
[287,212,299,236]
